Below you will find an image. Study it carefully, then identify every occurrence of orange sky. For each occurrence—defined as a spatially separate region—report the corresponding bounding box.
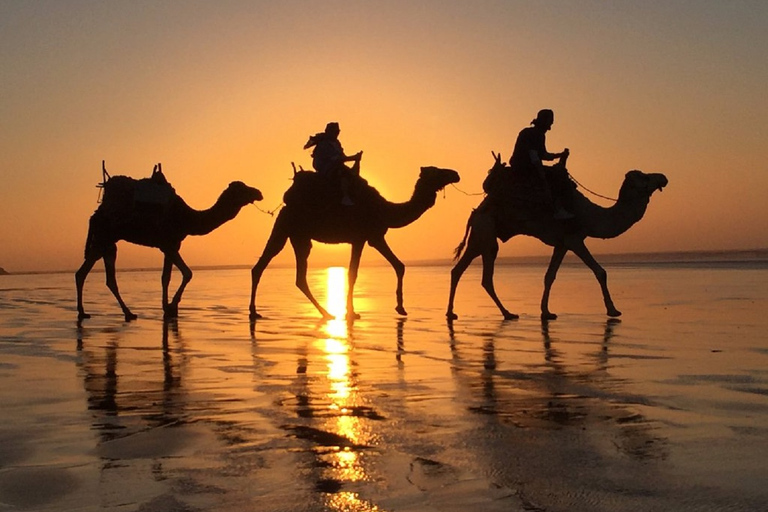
[1,1,767,272]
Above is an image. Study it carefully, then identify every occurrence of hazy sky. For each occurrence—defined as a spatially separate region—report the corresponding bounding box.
[2,1,767,272]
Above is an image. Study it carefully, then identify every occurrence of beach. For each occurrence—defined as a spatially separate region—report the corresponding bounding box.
[1,261,767,511]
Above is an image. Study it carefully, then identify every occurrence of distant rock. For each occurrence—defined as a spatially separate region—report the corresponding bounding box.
[0,267,9,275]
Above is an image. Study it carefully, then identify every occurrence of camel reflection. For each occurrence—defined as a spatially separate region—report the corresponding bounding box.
[449,318,666,458]
[396,317,406,367]
[76,321,187,467]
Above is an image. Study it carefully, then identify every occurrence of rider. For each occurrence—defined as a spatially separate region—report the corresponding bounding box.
[509,109,573,219]
[304,122,362,206]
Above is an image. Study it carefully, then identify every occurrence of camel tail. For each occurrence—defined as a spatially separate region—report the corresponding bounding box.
[453,210,475,261]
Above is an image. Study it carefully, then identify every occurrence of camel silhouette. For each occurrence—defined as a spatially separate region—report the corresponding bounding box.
[447,156,667,320]
[249,166,460,320]
[76,166,262,321]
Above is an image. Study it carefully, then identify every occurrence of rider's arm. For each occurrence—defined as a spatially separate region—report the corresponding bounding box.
[343,151,363,163]
[538,132,565,162]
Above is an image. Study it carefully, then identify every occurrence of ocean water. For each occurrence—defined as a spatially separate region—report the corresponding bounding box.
[1,262,767,511]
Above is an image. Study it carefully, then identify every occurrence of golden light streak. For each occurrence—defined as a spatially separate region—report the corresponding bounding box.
[325,266,348,339]
[317,266,378,498]
[325,492,381,512]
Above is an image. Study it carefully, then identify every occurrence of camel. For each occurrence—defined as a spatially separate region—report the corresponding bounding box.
[446,155,667,320]
[249,166,460,320]
[76,165,262,321]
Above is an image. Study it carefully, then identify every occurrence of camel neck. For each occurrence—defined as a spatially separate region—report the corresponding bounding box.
[185,198,242,236]
[581,194,650,240]
[383,180,438,229]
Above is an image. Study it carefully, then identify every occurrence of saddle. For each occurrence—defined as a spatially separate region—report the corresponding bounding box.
[283,171,382,210]
[481,165,577,240]
[99,167,177,218]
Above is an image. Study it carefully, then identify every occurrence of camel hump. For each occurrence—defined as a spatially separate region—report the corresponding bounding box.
[99,174,177,216]
[134,177,175,205]
[283,170,383,209]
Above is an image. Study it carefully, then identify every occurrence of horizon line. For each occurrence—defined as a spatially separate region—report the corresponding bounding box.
[3,248,768,276]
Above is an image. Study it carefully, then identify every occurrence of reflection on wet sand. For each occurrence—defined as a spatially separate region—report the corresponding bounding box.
[75,320,193,508]
[6,265,760,511]
[267,267,383,511]
[77,320,187,439]
[447,317,670,509]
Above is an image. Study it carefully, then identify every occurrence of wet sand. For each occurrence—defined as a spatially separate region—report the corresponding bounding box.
[1,263,767,511]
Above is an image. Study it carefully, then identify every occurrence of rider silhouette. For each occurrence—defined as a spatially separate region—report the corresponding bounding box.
[304,122,362,206]
[509,109,573,219]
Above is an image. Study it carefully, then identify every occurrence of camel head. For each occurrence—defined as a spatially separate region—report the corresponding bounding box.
[418,166,461,192]
[220,181,263,207]
[619,170,668,202]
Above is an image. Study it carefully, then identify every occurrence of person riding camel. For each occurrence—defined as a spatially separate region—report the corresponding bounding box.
[509,109,574,219]
[304,122,362,206]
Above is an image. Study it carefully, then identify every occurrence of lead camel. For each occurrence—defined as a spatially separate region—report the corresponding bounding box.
[447,155,667,320]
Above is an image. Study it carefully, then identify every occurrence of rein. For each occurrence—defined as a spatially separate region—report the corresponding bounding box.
[447,173,617,203]
[567,172,617,202]
[253,201,284,216]
[449,183,484,197]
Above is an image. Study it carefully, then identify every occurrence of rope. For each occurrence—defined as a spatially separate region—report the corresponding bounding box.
[448,173,616,203]
[567,172,617,202]
[450,183,485,197]
[253,201,284,216]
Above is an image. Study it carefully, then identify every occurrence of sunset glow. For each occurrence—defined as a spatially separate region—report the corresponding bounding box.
[1,2,767,272]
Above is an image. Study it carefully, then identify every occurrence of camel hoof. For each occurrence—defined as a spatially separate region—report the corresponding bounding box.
[502,311,519,320]
[124,312,138,322]
[446,312,458,321]
[395,306,408,316]
[541,312,558,321]
[346,312,361,321]
[78,312,91,321]
[249,311,263,320]
[607,309,622,318]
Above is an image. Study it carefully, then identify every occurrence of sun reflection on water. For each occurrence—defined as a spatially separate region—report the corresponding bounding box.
[317,268,381,510]
[325,266,349,338]
[325,492,382,512]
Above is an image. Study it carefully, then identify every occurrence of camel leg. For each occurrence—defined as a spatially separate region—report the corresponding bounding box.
[290,237,332,320]
[249,230,289,320]
[368,236,407,316]
[446,246,479,321]
[102,245,137,321]
[161,256,173,312]
[163,252,192,319]
[481,240,518,320]
[75,255,99,320]
[541,245,567,320]
[346,242,365,320]
[570,240,621,317]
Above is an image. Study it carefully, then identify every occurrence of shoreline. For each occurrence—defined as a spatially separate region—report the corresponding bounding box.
[3,248,768,276]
